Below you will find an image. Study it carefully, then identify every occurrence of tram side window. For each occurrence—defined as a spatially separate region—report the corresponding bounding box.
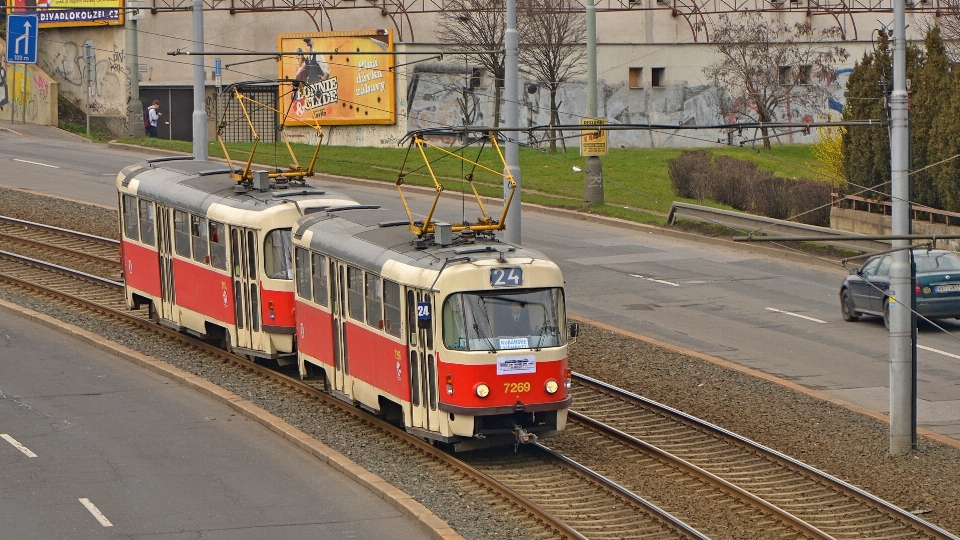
[383,280,401,337]
[264,229,293,279]
[365,274,383,328]
[122,194,139,241]
[137,199,155,246]
[173,210,191,257]
[191,215,209,264]
[312,253,328,307]
[295,247,312,299]
[346,266,365,321]
[209,221,227,270]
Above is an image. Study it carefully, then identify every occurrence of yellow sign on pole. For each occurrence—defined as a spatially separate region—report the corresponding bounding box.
[580,117,607,156]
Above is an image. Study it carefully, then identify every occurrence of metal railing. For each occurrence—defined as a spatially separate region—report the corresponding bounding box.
[667,202,890,253]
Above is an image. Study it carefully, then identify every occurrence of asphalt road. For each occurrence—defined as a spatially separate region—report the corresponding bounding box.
[0,306,431,539]
[1,119,958,445]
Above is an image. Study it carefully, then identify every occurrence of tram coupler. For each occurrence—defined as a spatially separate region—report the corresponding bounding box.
[514,426,538,446]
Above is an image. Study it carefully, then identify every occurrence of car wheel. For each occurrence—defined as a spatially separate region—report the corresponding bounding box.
[840,290,859,322]
[883,298,890,330]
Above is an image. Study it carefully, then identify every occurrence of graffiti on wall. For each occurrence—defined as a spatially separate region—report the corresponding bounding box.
[48,39,127,115]
[404,65,850,149]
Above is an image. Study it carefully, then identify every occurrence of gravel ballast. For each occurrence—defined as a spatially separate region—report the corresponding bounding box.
[2,185,958,537]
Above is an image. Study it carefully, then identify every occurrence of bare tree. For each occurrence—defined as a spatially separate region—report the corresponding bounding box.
[919,4,960,62]
[703,13,848,150]
[437,0,506,128]
[518,0,586,153]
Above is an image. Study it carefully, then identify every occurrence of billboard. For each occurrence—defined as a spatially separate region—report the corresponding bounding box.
[6,0,123,27]
[278,29,395,126]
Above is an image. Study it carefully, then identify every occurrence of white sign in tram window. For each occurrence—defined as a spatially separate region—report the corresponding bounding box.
[497,355,536,375]
[498,337,529,350]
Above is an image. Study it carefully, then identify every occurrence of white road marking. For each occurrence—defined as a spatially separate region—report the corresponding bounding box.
[918,345,960,360]
[765,307,827,324]
[79,498,113,527]
[12,158,60,169]
[629,274,679,287]
[1,434,37,457]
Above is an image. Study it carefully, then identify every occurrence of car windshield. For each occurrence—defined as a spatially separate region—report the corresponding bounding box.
[442,288,565,351]
[916,252,960,273]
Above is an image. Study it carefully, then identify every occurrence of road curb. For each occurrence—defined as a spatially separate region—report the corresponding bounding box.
[0,297,466,540]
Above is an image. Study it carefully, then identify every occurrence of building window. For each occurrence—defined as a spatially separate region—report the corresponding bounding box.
[798,65,812,85]
[779,66,793,86]
[629,67,643,89]
[652,67,665,87]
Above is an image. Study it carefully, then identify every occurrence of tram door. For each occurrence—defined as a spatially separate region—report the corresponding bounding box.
[406,289,439,432]
[155,204,176,320]
[330,260,352,398]
[230,227,263,353]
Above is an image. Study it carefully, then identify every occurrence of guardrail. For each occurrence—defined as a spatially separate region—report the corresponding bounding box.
[667,202,890,253]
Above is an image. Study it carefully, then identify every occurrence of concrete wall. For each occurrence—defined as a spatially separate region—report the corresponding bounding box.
[19,5,935,146]
[1,39,60,126]
[831,207,960,252]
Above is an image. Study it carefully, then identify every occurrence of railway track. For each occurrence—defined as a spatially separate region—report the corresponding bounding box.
[0,243,706,539]
[0,216,120,279]
[1,219,956,539]
[562,373,958,540]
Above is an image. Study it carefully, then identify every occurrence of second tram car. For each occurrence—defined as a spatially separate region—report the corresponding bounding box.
[117,157,360,359]
[291,206,574,450]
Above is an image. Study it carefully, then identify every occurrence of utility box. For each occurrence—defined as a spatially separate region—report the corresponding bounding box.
[252,170,270,190]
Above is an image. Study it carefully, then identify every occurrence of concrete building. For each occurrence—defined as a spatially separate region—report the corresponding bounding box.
[2,1,939,147]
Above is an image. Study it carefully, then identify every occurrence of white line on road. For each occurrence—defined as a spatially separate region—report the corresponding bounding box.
[918,345,960,360]
[1,434,38,457]
[12,158,60,169]
[629,274,679,287]
[79,498,113,527]
[765,307,827,324]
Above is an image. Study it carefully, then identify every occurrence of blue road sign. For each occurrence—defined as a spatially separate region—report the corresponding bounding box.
[6,14,39,64]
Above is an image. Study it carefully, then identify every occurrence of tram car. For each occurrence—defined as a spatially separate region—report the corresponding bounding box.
[117,156,360,359]
[291,205,575,450]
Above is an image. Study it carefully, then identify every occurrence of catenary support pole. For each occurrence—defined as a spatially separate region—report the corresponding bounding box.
[583,0,604,205]
[503,0,522,244]
[192,0,208,160]
[126,12,143,138]
[889,0,914,455]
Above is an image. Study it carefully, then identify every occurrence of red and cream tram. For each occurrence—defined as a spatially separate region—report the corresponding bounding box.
[117,157,360,359]
[291,206,574,450]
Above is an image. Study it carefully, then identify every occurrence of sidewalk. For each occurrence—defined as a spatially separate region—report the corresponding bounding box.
[0,118,91,142]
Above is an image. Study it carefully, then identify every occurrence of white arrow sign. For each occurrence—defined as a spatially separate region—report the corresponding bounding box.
[14,21,31,56]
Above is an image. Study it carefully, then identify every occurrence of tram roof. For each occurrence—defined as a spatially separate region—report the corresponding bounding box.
[118,159,355,214]
[295,206,551,275]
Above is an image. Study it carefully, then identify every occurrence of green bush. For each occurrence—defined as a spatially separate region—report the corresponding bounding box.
[668,150,831,226]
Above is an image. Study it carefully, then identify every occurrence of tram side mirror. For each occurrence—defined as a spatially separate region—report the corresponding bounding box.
[568,322,580,338]
[417,301,431,329]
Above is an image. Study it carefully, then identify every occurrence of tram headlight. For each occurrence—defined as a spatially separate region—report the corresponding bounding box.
[475,383,490,398]
[544,379,559,394]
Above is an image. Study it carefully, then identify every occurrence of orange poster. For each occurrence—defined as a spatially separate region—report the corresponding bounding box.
[278,29,395,126]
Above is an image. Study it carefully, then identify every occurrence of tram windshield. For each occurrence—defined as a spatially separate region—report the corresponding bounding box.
[442,288,565,351]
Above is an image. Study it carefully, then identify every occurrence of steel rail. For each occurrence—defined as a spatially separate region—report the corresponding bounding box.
[565,412,830,539]
[534,442,711,540]
[572,372,960,540]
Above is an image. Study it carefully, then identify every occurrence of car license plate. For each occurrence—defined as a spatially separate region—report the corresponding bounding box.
[935,284,960,293]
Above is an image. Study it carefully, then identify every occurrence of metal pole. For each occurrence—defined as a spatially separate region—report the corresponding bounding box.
[126,10,143,137]
[503,0,522,244]
[583,0,604,205]
[888,0,914,455]
[192,0,208,160]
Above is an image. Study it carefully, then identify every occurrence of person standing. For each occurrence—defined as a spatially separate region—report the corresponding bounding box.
[147,100,162,138]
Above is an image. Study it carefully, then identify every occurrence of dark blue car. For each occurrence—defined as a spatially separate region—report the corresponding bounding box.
[840,249,960,327]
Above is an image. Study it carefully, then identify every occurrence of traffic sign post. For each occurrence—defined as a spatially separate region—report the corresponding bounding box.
[6,14,39,64]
